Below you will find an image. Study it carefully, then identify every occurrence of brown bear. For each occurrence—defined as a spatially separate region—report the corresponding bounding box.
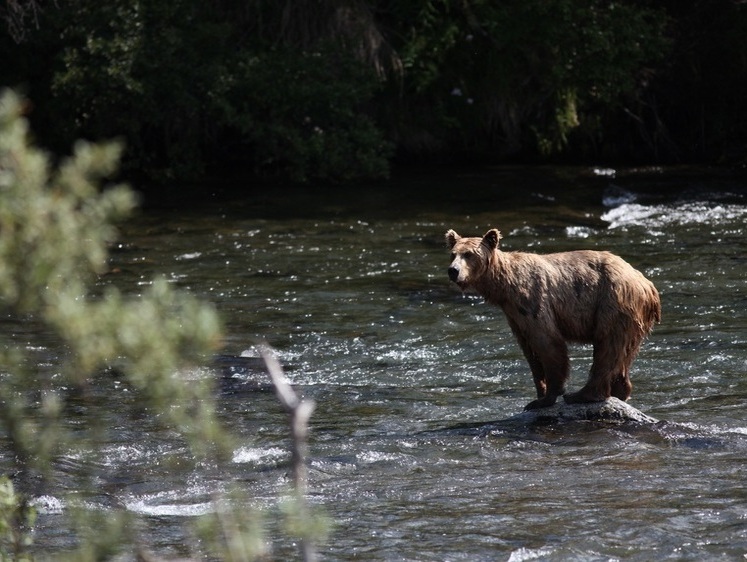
[446,228,661,410]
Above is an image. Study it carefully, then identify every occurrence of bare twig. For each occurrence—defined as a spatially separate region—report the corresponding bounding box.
[258,343,317,562]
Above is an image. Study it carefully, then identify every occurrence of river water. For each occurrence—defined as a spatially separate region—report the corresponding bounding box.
[18,168,747,559]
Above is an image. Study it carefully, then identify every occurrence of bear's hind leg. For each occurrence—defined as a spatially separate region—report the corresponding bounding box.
[564,340,617,404]
[565,331,643,404]
[610,371,632,401]
[564,381,610,404]
[567,303,650,404]
[609,341,640,400]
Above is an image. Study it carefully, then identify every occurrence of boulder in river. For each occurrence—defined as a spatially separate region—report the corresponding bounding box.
[509,397,658,425]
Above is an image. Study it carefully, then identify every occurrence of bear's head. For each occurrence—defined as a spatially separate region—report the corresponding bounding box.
[445,229,502,289]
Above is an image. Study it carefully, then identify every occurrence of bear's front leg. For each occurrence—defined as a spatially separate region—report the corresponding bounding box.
[523,363,565,410]
[509,326,561,410]
[523,337,569,410]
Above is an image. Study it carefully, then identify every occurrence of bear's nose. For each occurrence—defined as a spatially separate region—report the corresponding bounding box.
[448,267,459,282]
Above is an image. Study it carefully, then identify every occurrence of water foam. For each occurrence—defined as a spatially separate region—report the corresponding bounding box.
[125,497,214,517]
[232,446,287,464]
[124,488,215,517]
[31,495,65,514]
[507,546,556,561]
[602,201,747,230]
[565,226,595,239]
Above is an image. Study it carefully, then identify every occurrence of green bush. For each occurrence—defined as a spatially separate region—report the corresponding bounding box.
[17,0,747,179]
[215,46,392,182]
[1,89,326,560]
[393,0,669,158]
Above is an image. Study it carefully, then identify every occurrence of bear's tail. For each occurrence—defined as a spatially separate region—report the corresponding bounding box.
[616,276,661,336]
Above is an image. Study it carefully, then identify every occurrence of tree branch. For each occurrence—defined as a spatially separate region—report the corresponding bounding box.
[258,343,318,562]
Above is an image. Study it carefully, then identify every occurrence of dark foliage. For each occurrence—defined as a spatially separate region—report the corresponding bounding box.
[1,0,746,186]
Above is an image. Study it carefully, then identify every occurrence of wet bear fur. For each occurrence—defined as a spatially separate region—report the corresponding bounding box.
[446,228,661,410]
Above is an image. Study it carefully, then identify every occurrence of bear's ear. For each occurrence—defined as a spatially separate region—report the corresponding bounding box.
[445,229,461,249]
[481,229,502,251]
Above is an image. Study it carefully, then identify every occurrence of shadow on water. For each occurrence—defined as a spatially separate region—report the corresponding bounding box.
[212,354,277,392]
[432,411,747,452]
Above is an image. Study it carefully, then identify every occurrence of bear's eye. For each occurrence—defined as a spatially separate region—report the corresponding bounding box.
[463,251,474,259]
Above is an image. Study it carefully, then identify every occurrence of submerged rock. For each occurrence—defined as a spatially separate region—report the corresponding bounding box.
[509,397,659,425]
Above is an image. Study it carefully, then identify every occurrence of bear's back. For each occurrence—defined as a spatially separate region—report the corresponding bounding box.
[499,249,659,341]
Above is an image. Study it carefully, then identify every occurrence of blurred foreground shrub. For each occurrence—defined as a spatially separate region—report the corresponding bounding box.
[0,90,324,560]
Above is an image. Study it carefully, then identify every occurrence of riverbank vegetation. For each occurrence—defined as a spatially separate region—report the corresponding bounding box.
[2,1,747,185]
